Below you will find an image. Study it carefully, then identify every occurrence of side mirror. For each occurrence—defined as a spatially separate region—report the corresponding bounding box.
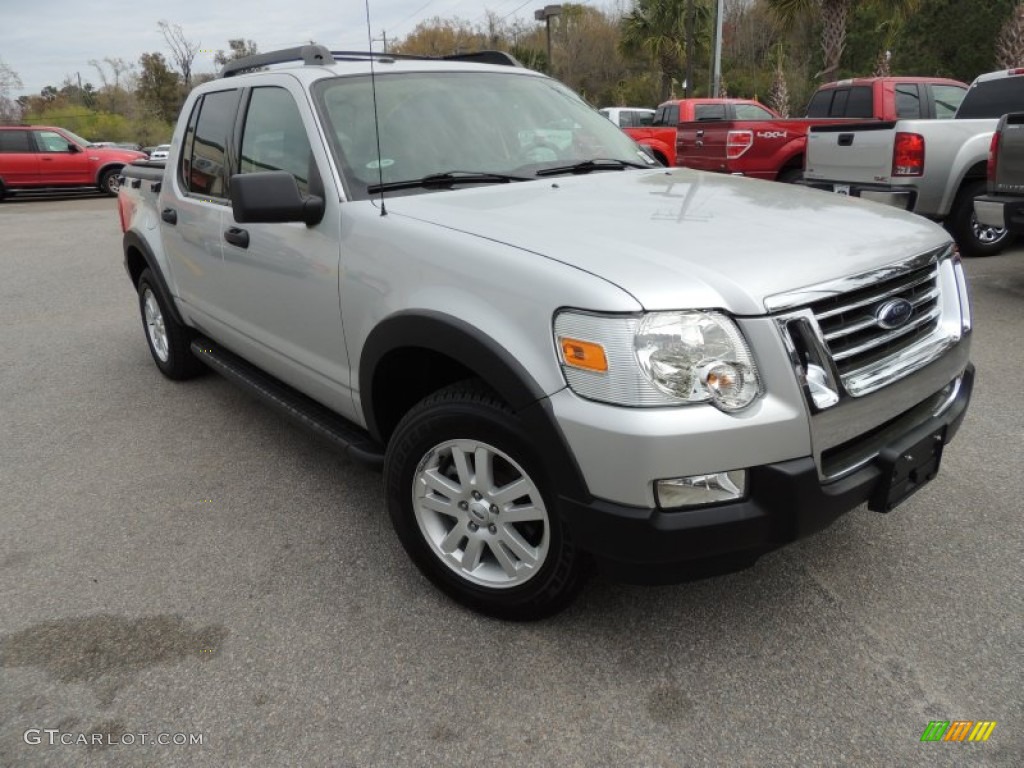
[229,171,325,227]
[68,143,81,153]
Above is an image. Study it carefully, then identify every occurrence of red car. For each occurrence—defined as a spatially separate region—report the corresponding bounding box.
[0,125,146,199]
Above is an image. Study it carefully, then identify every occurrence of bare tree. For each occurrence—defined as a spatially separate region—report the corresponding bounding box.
[88,57,136,114]
[158,21,201,89]
[0,58,23,122]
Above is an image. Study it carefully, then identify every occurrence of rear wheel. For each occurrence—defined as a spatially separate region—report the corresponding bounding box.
[948,180,1012,257]
[137,269,203,380]
[777,167,803,184]
[384,382,588,620]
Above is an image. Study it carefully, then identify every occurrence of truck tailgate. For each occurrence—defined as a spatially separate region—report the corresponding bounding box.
[994,113,1024,193]
[805,122,897,183]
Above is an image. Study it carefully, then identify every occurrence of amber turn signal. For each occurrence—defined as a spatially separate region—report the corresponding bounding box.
[558,337,608,372]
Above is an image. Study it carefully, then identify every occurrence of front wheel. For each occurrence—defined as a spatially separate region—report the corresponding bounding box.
[948,180,1012,257]
[384,382,588,620]
[100,168,121,196]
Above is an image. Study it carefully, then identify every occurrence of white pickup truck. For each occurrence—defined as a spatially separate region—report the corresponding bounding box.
[805,69,1024,257]
[116,44,974,619]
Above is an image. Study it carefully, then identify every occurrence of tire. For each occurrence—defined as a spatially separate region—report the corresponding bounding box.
[384,381,588,620]
[948,180,1013,257]
[136,269,204,380]
[777,167,803,184]
[99,168,121,197]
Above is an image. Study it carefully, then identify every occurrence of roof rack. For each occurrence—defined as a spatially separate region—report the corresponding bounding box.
[219,43,521,78]
[221,44,333,78]
[331,50,521,67]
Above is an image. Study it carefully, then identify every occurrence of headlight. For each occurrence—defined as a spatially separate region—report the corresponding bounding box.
[635,311,761,411]
[554,310,762,411]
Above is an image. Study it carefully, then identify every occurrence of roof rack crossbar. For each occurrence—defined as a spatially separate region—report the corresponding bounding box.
[220,44,333,78]
[329,50,520,68]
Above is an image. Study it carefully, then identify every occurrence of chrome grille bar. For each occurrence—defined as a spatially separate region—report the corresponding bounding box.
[830,305,942,362]
[815,267,937,321]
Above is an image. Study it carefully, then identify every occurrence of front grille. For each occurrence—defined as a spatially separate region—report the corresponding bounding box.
[809,263,941,379]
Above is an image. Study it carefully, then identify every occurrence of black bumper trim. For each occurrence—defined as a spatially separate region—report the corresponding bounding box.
[559,364,973,581]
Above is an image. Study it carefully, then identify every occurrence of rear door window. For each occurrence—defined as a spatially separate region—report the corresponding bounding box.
[694,104,726,121]
[895,84,922,118]
[0,130,32,152]
[182,88,241,199]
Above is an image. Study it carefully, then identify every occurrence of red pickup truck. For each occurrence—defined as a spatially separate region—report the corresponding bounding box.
[0,125,146,199]
[624,99,778,167]
[673,77,968,182]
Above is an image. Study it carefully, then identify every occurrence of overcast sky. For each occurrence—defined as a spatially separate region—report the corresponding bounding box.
[2,0,559,95]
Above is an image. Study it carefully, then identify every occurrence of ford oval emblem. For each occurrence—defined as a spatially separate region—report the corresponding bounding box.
[875,298,914,330]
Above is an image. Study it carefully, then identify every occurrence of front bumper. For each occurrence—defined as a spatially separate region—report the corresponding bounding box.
[559,364,973,583]
[975,194,1024,233]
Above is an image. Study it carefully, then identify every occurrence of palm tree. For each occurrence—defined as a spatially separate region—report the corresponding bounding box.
[997,0,1024,68]
[620,0,710,101]
[766,0,919,82]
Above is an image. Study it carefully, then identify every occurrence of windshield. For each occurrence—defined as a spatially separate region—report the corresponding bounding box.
[60,128,92,147]
[313,70,654,199]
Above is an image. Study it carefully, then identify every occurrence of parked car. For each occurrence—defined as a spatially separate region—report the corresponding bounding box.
[804,69,1024,256]
[676,77,967,183]
[623,98,778,166]
[599,107,655,129]
[149,144,171,161]
[118,44,973,619]
[0,125,145,199]
[975,112,1024,234]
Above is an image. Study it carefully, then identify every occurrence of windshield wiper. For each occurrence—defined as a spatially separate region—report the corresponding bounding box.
[534,158,649,177]
[367,171,532,194]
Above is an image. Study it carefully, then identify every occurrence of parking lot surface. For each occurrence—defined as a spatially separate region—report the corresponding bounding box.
[1,195,1021,767]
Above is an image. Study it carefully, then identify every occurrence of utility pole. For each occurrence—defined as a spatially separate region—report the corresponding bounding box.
[534,5,562,76]
[712,0,724,97]
[685,0,694,98]
[373,30,388,53]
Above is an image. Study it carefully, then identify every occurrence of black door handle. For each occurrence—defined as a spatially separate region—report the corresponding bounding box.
[838,134,854,146]
[224,227,249,248]
[161,208,177,224]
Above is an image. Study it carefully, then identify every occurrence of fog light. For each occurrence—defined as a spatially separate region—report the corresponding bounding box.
[656,470,747,509]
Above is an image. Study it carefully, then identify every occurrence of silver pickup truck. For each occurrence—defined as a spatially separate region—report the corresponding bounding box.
[805,69,1024,257]
[117,45,974,619]
[975,112,1024,233]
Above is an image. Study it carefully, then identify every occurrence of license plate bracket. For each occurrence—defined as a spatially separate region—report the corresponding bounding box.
[869,425,947,513]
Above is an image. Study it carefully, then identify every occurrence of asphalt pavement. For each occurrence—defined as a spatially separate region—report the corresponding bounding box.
[1,195,1021,767]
